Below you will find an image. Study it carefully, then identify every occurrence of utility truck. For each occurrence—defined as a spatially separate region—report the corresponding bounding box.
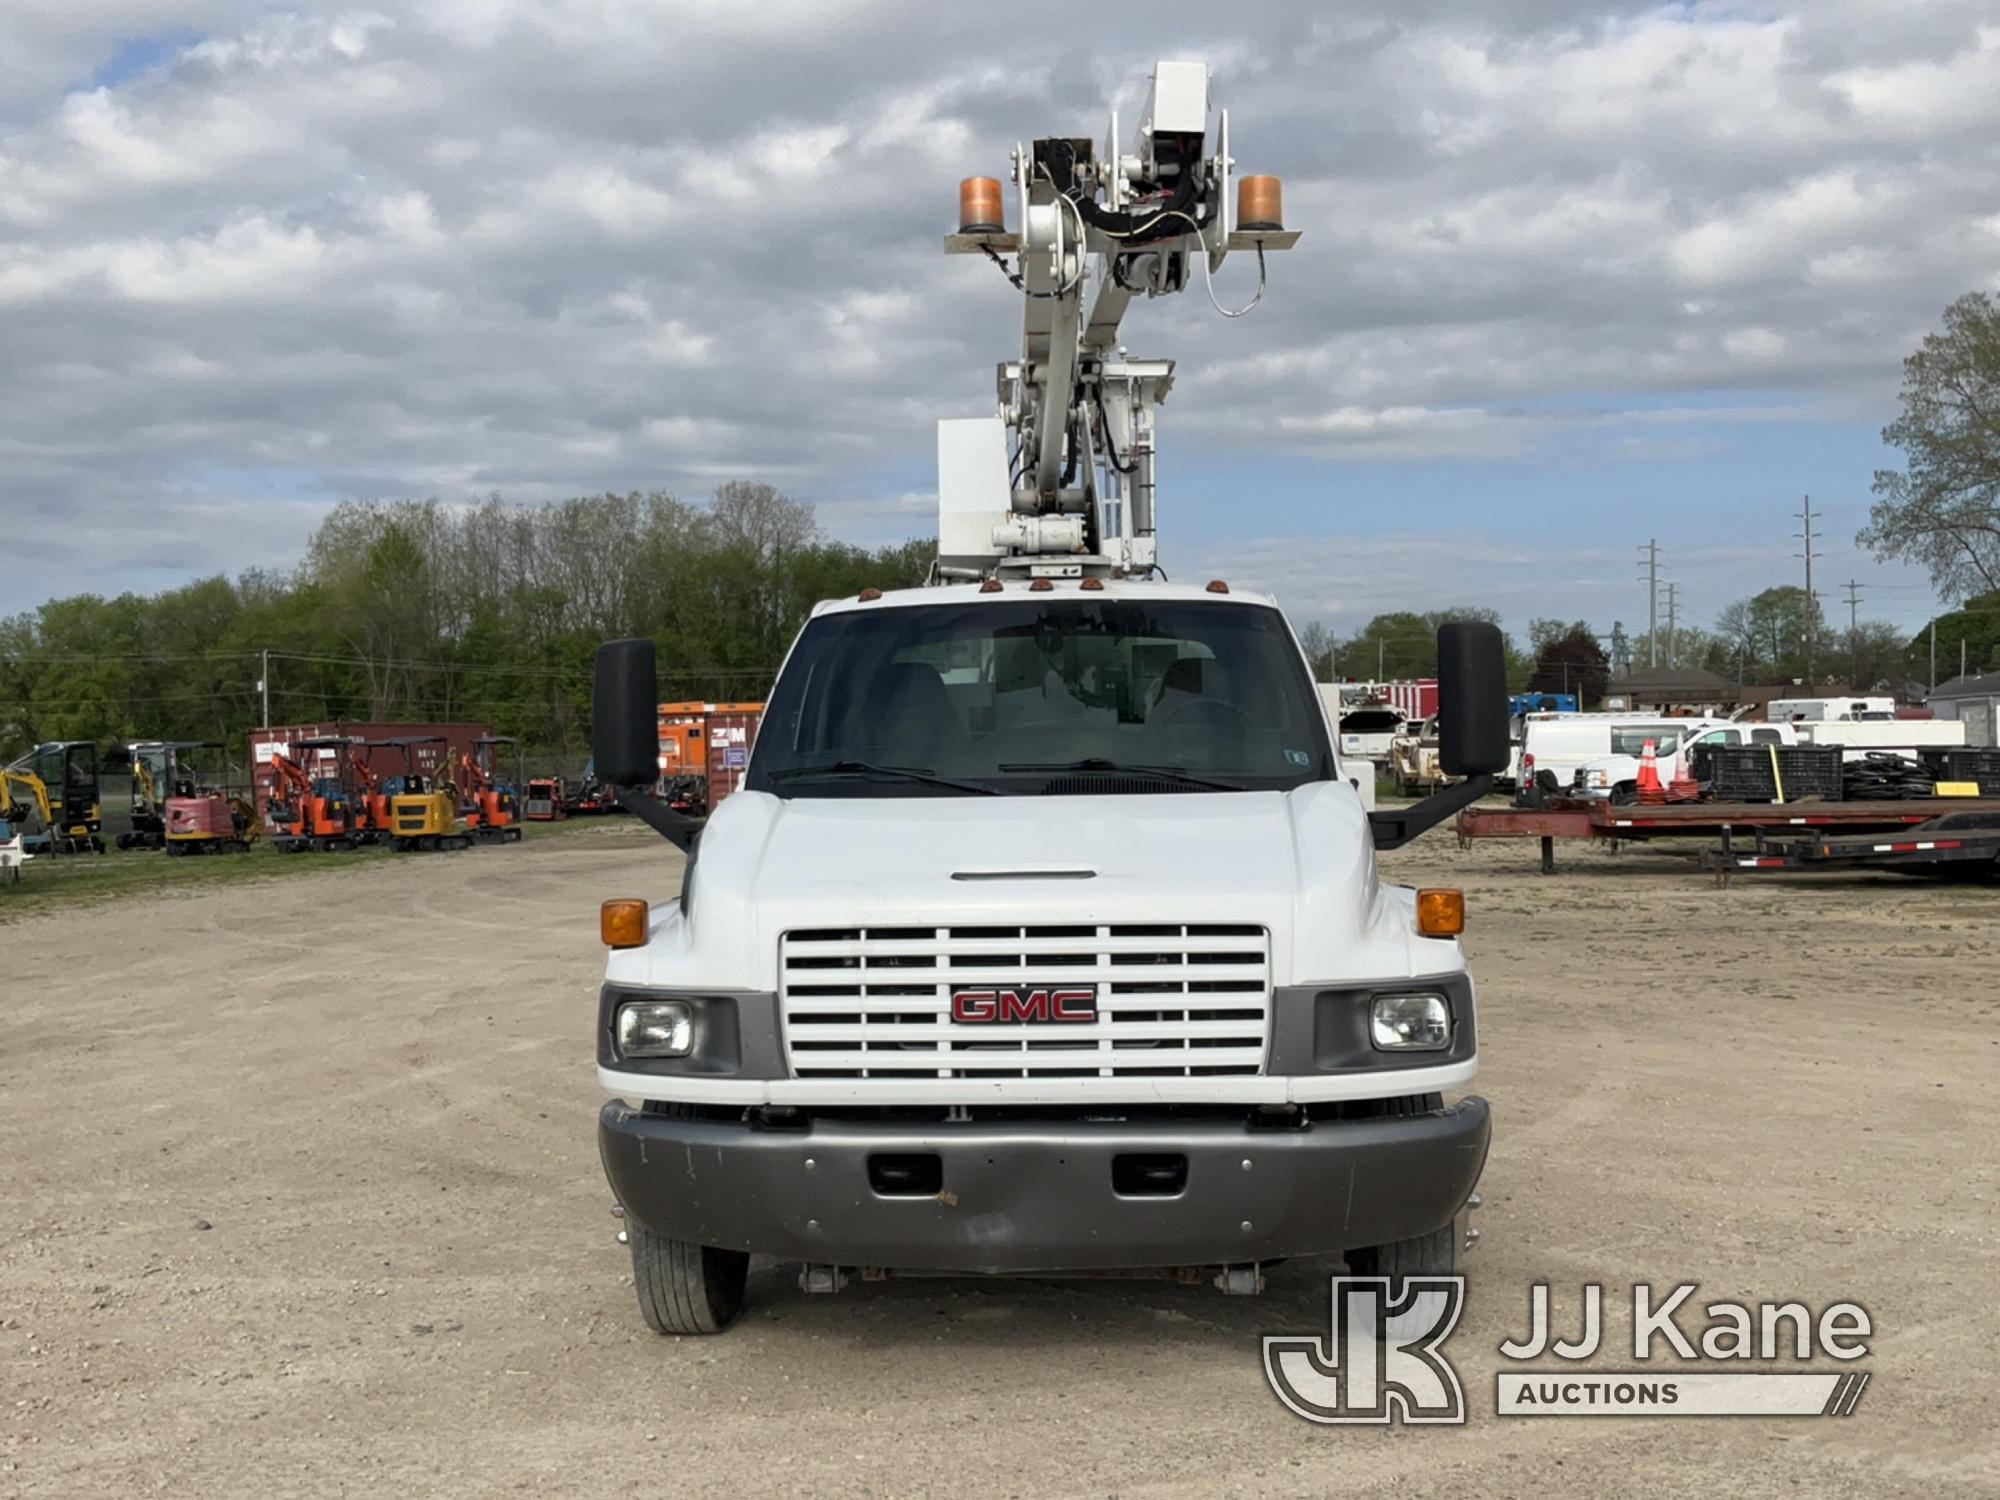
[588,62,1509,1334]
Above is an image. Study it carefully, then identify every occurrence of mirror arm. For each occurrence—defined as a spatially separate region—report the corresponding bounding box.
[614,786,703,854]
[1368,773,1492,852]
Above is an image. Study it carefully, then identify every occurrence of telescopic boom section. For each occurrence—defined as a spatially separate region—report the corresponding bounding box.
[940,60,1299,580]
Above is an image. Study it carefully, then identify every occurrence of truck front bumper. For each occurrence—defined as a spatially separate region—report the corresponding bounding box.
[598,1098,1490,1274]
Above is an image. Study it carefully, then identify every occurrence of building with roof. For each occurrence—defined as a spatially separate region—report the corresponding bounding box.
[1601,666,1738,716]
[1926,672,2000,747]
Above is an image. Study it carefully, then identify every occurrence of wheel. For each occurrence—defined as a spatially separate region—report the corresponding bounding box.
[627,1103,751,1335]
[629,1224,749,1335]
[1344,1223,1456,1297]
[1609,783,1637,806]
[1340,1091,1457,1325]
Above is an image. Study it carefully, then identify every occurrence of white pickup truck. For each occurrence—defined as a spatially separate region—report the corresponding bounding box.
[1571,720,1791,801]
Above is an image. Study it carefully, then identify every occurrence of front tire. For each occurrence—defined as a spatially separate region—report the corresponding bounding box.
[630,1224,749,1335]
[1345,1222,1455,1288]
[1341,1091,1459,1323]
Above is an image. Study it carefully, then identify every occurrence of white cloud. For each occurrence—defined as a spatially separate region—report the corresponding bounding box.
[1,1,1997,613]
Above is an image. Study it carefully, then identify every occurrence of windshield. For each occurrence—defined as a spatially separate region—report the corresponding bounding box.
[1339,709,1403,734]
[749,598,1334,796]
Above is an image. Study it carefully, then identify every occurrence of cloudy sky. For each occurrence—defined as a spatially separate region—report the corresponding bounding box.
[4,2,1997,640]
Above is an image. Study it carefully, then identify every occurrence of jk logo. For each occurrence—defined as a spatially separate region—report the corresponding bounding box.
[1263,1276,1468,1425]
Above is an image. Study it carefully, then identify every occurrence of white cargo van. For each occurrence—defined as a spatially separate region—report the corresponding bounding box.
[1518,713,1706,790]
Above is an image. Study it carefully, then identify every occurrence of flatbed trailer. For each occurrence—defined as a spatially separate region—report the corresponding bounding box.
[1708,810,2000,885]
[1456,797,2000,873]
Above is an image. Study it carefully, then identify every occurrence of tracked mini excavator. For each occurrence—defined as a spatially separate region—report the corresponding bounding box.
[265,738,362,853]
[161,743,261,855]
[459,735,523,844]
[366,736,471,852]
[125,740,222,849]
[348,745,391,843]
[2,742,103,854]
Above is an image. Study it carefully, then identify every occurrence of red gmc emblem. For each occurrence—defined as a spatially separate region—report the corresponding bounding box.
[950,986,1098,1024]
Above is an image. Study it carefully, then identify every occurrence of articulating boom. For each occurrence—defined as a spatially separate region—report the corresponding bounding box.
[939,60,1299,580]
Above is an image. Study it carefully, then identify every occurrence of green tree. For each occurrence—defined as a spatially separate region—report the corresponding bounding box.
[1908,590,2000,687]
[1525,622,1608,705]
[1713,586,1826,682]
[1861,292,2000,599]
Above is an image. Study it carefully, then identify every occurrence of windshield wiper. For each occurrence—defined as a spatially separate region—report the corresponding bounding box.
[998,758,1244,791]
[766,760,1001,795]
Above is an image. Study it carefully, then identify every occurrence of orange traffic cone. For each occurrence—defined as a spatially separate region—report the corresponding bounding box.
[1636,739,1667,805]
[1667,739,1701,802]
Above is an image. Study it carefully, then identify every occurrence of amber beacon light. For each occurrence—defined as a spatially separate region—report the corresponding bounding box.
[1236,174,1284,232]
[959,176,1005,235]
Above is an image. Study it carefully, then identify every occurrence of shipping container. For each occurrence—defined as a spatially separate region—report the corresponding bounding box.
[657,702,764,813]
[248,722,495,809]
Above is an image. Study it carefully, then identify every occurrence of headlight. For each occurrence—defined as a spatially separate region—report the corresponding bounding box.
[1585,770,1610,788]
[1370,993,1451,1051]
[616,1000,694,1058]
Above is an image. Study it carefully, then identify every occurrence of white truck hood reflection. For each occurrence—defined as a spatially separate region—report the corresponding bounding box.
[605,782,1461,992]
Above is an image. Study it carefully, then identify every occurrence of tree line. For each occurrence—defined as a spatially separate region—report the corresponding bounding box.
[12,286,2000,774]
[0,485,929,767]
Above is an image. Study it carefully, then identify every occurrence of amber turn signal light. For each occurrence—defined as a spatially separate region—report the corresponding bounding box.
[601,898,649,949]
[1415,888,1464,937]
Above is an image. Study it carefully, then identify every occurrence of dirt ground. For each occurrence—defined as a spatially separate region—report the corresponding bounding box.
[2,820,1996,1498]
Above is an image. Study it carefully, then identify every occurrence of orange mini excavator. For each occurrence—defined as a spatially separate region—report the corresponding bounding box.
[265,738,361,853]
[348,744,391,843]
[458,735,523,844]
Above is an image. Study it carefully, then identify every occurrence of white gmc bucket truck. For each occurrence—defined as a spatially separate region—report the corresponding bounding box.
[589,62,1510,1333]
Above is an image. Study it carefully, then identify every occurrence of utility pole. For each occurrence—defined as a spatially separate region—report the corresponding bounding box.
[1377,637,1384,682]
[1930,619,1937,694]
[1840,579,1862,686]
[1793,496,1821,683]
[259,648,270,729]
[1663,582,1679,667]
[1638,539,1660,668]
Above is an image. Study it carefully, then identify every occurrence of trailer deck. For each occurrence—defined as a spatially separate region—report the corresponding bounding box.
[1456,796,2000,873]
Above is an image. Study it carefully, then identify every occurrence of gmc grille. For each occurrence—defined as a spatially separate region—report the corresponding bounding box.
[778,923,1273,1080]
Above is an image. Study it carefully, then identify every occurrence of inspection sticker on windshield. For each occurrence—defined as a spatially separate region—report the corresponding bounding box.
[1286,748,1311,766]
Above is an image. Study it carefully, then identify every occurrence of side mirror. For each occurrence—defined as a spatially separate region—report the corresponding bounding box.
[1436,621,1509,775]
[1367,621,1508,852]
[593,638,661,788]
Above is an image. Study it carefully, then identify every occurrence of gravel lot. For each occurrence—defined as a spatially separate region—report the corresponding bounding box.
[3,822,1996,1497]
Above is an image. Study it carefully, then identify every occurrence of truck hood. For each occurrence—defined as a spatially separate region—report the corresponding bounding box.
[607,784,1460,992]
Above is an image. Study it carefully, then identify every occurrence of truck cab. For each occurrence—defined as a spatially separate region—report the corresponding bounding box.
[590,589,1507,1332]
